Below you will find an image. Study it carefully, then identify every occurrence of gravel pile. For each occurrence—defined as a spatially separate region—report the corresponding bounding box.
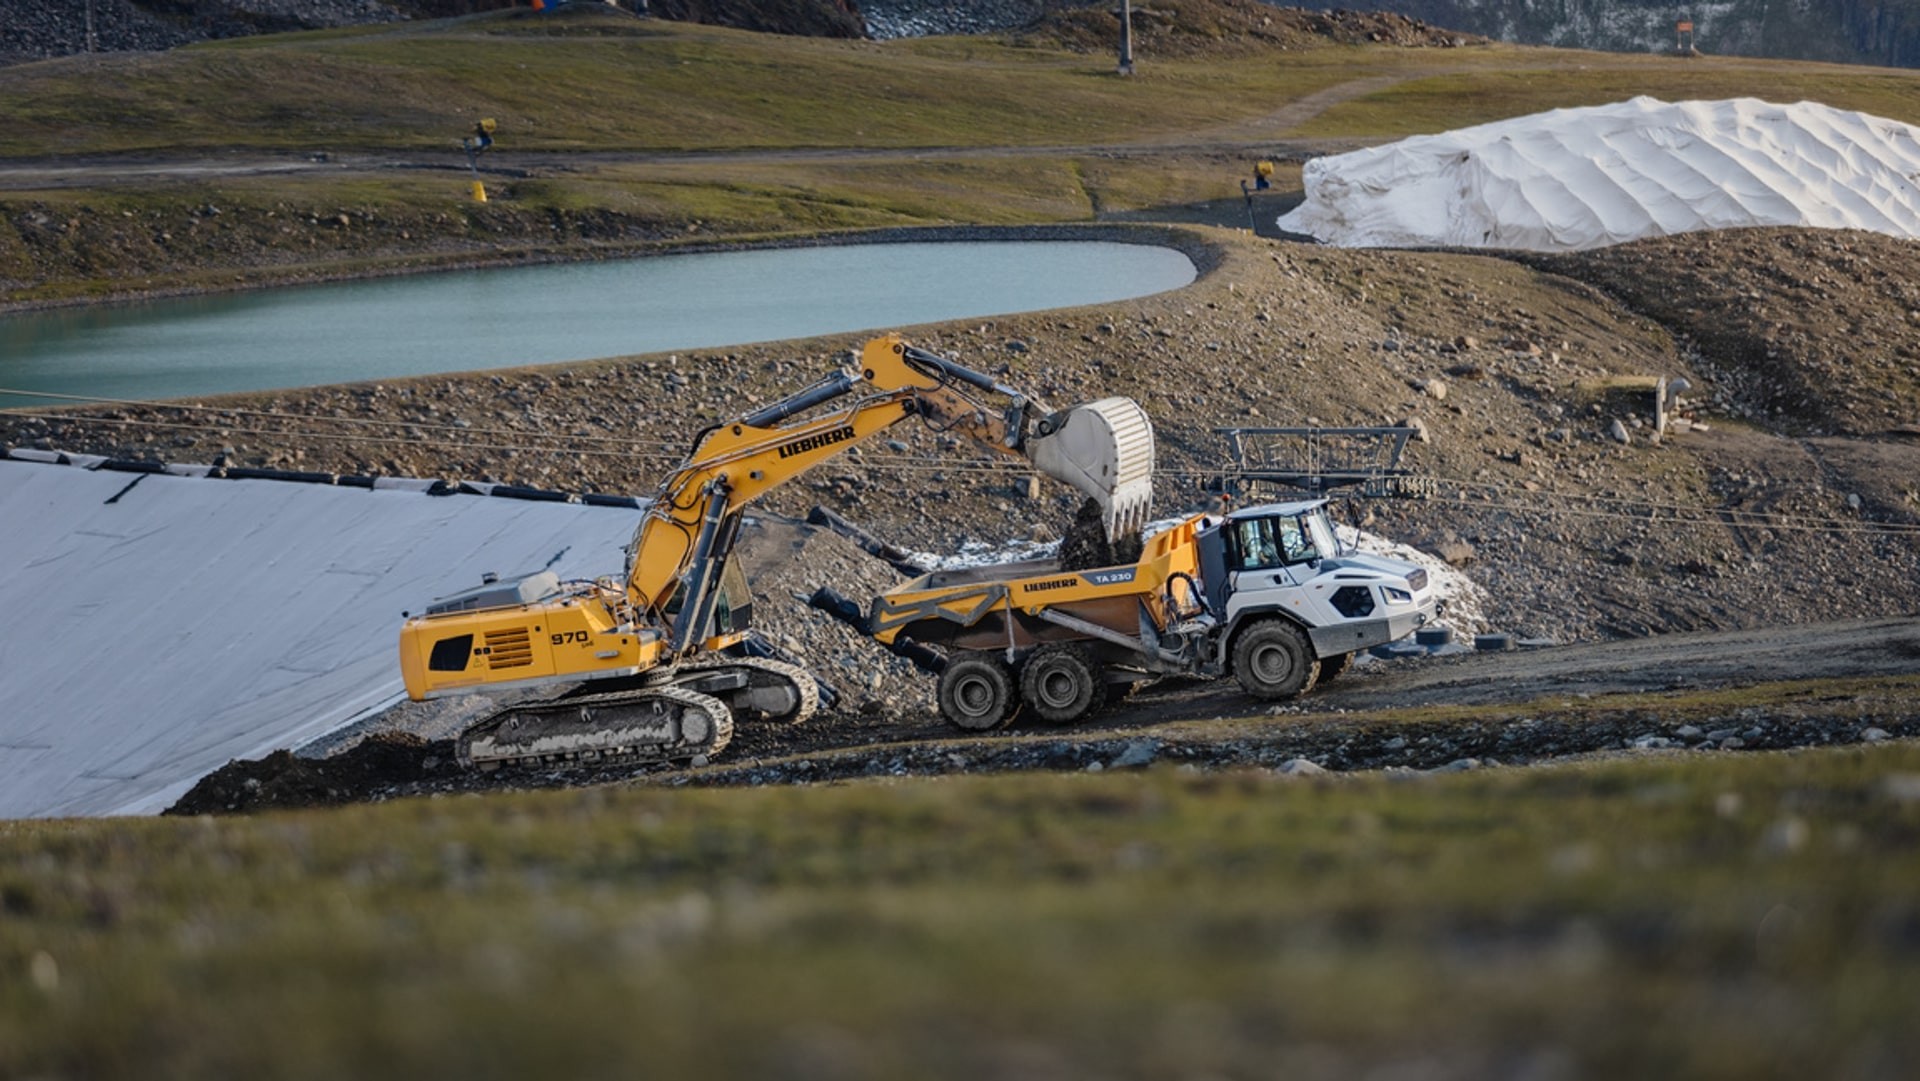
[859,0,1043,39]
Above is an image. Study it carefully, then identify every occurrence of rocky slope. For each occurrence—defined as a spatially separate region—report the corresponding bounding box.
[9,224,1920,666]
[0,0,862,67]
[11,219,1920,802]
[1304,0,1920,67]
[862,0,1478,49]
[862,0,1920,66]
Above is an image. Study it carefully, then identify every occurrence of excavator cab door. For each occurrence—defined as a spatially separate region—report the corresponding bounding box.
[711,556,753,636]
[662,554,754,640]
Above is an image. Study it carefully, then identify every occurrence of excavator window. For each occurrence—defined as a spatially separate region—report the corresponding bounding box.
[713,558,753,634]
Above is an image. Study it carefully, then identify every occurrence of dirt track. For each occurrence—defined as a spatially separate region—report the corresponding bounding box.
[1311,615,1920,708]
[168,614,1920,814]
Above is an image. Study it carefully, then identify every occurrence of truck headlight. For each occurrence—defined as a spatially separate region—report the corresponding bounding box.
[1383,587,1413,605]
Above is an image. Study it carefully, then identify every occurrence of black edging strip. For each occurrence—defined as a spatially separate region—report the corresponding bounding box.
[5,449,639,509]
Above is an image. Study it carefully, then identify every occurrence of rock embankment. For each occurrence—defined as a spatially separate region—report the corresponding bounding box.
[10,225,1920,655]
[0,0,406,66]
[0,0,867,67]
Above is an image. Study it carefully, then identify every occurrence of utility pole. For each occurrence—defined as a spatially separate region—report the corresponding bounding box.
[85,0,98,54]
[1118,0,1133,76]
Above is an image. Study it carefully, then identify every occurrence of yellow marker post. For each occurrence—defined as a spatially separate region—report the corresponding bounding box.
[463,118,497,203]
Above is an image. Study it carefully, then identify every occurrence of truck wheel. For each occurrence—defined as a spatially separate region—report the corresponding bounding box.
[1019,644,1107,725]
[1231,620,1320,700]
[939,654,1018,730]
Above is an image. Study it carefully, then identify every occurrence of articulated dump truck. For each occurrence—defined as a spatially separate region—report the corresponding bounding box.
[867,499,1441,730]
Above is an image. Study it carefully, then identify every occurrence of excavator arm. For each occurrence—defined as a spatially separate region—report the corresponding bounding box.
[628,334,1155,655]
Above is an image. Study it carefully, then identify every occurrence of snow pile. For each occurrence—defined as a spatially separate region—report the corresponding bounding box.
[1278,96,1920,252]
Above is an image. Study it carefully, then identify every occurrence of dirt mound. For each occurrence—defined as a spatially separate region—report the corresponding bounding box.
[165,732,457,815]
[1057,496,1145,570]
[1523,228,1920,438]
[1016,1,1481,58]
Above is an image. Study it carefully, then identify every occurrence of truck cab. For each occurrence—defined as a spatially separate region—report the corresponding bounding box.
[1196,499,1439,662]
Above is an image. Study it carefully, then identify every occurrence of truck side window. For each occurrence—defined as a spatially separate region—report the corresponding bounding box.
[1230,518,1281,570]
[1278,516,1315,563]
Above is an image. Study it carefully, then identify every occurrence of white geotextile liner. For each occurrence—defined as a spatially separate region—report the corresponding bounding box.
[0,461,643,818]
[1278,96,1920,252]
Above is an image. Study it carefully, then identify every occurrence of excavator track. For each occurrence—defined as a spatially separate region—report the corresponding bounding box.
[679,655,820,725]
[457,684,733,772]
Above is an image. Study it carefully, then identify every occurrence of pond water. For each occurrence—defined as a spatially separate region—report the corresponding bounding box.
[0,240,1196,409]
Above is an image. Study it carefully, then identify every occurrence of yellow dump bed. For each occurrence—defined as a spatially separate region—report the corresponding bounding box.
[868,513,1212,652]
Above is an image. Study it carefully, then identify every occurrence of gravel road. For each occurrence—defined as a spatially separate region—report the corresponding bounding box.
[168,613,1920,812]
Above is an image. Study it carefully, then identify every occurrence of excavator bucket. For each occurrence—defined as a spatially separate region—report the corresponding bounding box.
[1028,397,1156,542]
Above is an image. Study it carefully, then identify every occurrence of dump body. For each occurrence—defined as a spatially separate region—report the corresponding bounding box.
[871,514,1207,654]
[870,500,1441,729]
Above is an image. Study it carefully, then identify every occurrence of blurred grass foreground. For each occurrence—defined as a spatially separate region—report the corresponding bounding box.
[4,744,1920,1079]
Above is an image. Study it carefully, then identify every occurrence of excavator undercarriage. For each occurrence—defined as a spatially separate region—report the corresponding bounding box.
[456,654,818,770]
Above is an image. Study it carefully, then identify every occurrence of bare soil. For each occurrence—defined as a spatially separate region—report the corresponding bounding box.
[166,614,1920,813]
[19,219,1920,812]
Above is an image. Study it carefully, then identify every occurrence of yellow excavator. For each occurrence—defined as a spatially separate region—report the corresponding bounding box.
[398,334,1155,769]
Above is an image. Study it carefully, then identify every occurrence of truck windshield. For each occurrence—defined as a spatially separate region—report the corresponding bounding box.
[1304,509,1340,560]
[1230,512,1327,569]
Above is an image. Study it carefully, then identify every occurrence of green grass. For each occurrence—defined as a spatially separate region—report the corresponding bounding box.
[0,14,1376,156]
[10,9,1920,308]
[4,744,1920,1078]
[38,12,1920,160]
[1294,53,1920,137]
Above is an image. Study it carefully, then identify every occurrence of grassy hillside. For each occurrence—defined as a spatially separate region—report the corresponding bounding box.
[5,743,1919,1078]
[6,9,1920,306]
[1296,57,1920,137]
[0,10,1366,156]
[6,10,1920,158]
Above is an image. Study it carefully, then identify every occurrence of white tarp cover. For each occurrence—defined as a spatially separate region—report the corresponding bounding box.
[0,459,643,819]
[1278,96,1920,252]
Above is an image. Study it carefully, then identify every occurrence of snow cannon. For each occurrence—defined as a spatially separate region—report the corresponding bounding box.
[1028,396,1156,543]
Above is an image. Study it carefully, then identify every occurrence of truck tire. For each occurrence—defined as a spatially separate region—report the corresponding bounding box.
[1019,644,1107,725]
[1231,620,1320,700]
[939,654,1018,731]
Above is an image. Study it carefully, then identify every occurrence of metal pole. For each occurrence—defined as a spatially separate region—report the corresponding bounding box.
[1118,0,1133,76]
